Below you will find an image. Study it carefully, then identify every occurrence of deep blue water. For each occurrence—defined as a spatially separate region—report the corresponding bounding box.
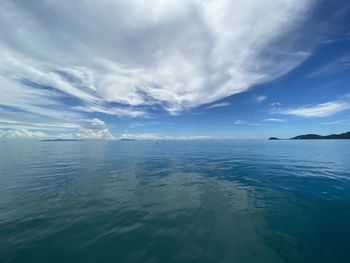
[0,140,350,263]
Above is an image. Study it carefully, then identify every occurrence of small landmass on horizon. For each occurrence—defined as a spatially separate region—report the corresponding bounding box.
[269,131,350,140]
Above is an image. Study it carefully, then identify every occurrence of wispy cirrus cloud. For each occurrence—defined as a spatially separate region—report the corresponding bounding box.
[274,101,350,117]
[129,122,145,128]
[72,105,147,118]
[0,129,48,139]
[0,0,314,118]
[309,55,350,78]
[206,102,231,109]
[0,119,80,131]
[321,119,350,125]
[263,118,285,122]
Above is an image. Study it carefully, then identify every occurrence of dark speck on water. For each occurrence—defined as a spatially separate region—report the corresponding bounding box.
[0,140,349,263]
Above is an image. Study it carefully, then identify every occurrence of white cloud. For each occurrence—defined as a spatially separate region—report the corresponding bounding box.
[254,95,268,103]
[0,0,314,117]
[0,76,80,120]
[234,120,245,125]
[0,118,114,139]
[81,118,114,139]
[0,128,114,140]
[77,128,114,140]
[0,118,80,131]
[271,102,282,107]
[206,102,231,109]
[309,55,350,78]
[275,101,350,117]
[263,118,285,122]
[129,122,145,128]
[321,119,350,125]
[0,129,48,139]
[72,105,147,118]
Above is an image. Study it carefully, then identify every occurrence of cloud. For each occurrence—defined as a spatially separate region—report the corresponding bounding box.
[254,95,268,103]
[234,120,245,125]
[274,101,350,117]
[308,55,350,78]
[0,128,114,140]
[270,102,282,107]
[0,76,82,120]
[206,102,231,109]
[81,118,114,139]
[89,118,105,127]
[72,105,147,118]
[321,119,350,125]
[0,118,114,139]
[0,0,315,118]
[234,120,263,126]
[129,122,145,128]
[263,118,285,122]
[0,118,80,131]
[0,129,48,139]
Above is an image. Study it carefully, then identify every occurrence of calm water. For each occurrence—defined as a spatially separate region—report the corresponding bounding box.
[0,140,350,263]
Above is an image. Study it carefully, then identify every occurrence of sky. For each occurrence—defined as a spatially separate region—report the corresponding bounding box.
[1,0,350,140]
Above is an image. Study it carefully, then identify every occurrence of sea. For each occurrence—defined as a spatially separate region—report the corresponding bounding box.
[0,139,349,263]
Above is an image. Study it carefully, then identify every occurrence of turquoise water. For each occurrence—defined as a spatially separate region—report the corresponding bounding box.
[0,140,350,263]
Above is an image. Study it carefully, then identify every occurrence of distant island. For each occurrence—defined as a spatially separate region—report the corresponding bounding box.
[269,131,350,140]
[41,139,82,142]
[120,138,136,141]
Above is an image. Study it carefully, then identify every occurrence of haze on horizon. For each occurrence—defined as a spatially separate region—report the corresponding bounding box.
[1,0,350,140]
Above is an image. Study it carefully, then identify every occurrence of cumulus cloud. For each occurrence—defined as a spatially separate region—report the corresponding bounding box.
[0,118,114,139]
[0,0,314,119]
[80,118,114,139]
[0,129,48,139]
[274,101,350,117]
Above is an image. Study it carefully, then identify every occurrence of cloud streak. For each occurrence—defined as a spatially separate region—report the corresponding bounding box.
[263,118,285,122]
[274,101,350,117]
[206,102,231,109]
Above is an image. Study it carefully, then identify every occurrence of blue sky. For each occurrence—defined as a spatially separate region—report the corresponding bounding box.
[0,0,350,139]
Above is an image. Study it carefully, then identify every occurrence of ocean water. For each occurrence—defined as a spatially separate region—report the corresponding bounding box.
[0,140,350,263]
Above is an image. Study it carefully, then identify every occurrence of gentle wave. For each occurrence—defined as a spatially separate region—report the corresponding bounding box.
[0,140,350,263]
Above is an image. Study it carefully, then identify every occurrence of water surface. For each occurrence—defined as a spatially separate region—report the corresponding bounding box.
[0,140,349,263]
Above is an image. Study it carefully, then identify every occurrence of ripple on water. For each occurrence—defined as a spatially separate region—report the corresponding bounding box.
[0,140,350,263]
